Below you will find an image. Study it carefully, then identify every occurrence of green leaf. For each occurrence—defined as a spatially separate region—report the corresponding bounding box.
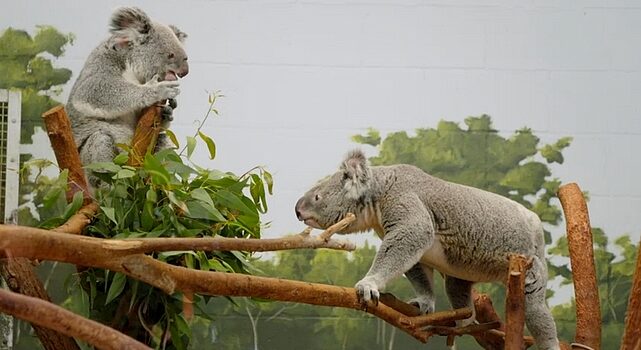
[62,191,84,220]
[165,129,179,148]
[184,200,225,221]
[262,169,274,195]
[113,152,129,165]
[214,190,256,216]
[105,273,126,305]
[198,131,216,160]
[101,206,117,225]
[190,188,214,206]
[84,162,122,173]
[113,169,136,179]
[143,153,171,185]
[186,136,196,158]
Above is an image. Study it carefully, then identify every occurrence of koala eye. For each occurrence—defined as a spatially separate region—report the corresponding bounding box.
[167,52,175,59]
[314,194,321,201]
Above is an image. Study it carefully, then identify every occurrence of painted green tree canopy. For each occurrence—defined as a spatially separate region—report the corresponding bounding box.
[0,26,73,143]
[354,115,572,241]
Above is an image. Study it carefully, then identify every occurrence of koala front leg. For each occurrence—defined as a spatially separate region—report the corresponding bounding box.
[405,263,435,314]
[355,196,434,305]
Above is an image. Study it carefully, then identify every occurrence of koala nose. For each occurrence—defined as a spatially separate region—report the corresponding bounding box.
[295,198,304,220]
[177,63,189,78]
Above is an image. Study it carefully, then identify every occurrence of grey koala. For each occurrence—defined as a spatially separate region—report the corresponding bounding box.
[66,7,189,187]
[295,150,560,350]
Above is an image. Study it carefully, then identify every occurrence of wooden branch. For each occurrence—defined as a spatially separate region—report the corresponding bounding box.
[621,237,641,350]
[0,223,549,347]
[472,292,535,349]
[428,321,501,337]
[0,105,92,350]
[0,288,150,350]
[558,183,601,350]
[0,225,355,262]
[51,202,99,235]
[0,258,80,350]
[411,307,473,328]
[128,104,163,167]
[505,254,529,349]
[42,105,91,205]
[318,213,355,241]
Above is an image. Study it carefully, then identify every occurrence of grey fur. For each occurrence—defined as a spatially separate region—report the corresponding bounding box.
[66,7,189,188]
[295,150,560,350]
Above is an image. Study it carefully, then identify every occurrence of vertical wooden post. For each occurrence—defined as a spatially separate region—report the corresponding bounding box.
[505,254,528,350]
[621,240,641,350]
[42,105,91,205]
[128,105,163,167]
[558,183,601,350]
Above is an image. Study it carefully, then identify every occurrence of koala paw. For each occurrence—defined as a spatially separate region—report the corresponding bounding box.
[156,80,180,100]
[355,277,380,306]
[161,98,178,124]
[408,295,435,314]
[146,76,180,102]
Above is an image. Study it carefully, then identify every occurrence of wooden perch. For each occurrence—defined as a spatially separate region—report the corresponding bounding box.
[128,104,163,167]
[504,254,530,349]
[42,105,91,205]
[0,288,150,350]
[621,238,641,350]
[558,183,601,350]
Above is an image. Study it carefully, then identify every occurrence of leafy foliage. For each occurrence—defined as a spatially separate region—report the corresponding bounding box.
[0,26,73,144]
[19,131,273,350]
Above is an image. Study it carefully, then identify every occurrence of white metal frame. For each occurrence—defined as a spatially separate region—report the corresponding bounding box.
[0,89,21,223]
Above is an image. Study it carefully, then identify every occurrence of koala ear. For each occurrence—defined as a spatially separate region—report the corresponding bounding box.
[109,7,152,49]
[169,25,188,43]
[340,150,371,199]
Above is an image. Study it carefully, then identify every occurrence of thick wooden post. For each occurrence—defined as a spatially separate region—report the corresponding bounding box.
[505,254,528,350]
[558,183,601,350]
[621,240,641,350]
[42,105,91,205]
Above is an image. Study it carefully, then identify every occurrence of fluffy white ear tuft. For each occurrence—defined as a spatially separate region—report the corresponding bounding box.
[340,150,371,199]
[169,25,188,43]
[109,7,152,49]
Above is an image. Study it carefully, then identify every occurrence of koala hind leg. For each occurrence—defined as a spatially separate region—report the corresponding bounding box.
[405,263,435,314]
[444,275,475,326]
[79,131,118,188]
[524,256,560,350]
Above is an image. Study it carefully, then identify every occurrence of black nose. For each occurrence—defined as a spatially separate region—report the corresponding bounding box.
[295,198,304,220]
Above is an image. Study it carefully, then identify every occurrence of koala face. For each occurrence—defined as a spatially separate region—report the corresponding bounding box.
[295,150,377,233]
[109,7,189,83]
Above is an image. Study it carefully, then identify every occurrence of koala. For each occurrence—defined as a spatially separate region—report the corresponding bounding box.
[295,150,560,350]
[66,7,189,187]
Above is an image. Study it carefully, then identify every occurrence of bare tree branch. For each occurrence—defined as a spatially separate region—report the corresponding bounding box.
[0,289,150,350]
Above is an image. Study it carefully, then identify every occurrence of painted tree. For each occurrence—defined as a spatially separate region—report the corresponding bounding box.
[0,26,73,144]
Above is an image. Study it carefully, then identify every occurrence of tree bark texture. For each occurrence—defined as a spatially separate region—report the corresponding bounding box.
[558,183,601,350]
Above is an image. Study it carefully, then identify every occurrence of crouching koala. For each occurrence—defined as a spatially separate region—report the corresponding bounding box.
[66,7,189,187]
[295,150,560,350]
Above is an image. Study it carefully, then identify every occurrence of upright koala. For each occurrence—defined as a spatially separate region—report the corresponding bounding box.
[66,7,189,187]
[295,150,560,350]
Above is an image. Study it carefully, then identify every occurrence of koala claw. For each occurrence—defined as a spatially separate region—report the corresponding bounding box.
[161,99,177,122]
[408,296,435,314]
[355,278,380,306]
